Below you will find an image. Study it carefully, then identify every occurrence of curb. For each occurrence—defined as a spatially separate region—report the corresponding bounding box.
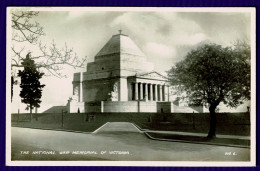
[131,123,250,148]
[129,123,143,133]
[92,122,110,134]
[131,123,146,132]
[144,132,250,149]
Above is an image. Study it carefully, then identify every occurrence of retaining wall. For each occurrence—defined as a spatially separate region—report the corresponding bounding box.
[11,112,250,135]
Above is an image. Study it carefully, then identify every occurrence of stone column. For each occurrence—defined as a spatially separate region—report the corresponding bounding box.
[149,84,153,101]
[154,84,158,101]
[135,82,138,100]
[144,83,148,101]
[162,85,165,101]
[101,101,104,113]
[163,85,167,101]
[140,83,143,100]
[159,85,163,101]
[165,85,169,101]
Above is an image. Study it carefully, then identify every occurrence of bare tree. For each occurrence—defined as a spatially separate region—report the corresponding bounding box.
[11,10,87,78]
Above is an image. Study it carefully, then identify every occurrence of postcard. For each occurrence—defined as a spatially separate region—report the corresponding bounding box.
[6,7,256,166]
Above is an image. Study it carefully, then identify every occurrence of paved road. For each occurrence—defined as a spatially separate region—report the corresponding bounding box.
[11,122,250,161]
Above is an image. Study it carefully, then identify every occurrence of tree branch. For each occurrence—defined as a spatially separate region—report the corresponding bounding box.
[11,10,87,78]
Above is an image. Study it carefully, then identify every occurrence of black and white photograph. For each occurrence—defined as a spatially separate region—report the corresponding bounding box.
[6,7,256,166]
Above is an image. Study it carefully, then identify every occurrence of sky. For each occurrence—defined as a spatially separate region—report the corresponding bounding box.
[10,7,253,113]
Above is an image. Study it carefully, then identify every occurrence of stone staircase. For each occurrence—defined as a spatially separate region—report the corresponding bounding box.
[93,122,142,134]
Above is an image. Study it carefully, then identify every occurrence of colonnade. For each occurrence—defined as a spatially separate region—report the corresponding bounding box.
[132,82,169,101]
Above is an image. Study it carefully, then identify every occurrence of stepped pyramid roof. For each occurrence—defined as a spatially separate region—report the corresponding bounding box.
[84,31,155,78]
[95,32,146,58]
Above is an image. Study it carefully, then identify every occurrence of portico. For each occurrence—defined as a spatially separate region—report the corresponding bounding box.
[131,82,170,102]
[127,71,170,102]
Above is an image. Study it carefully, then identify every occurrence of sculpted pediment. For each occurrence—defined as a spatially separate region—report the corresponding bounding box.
[136,72,168,80]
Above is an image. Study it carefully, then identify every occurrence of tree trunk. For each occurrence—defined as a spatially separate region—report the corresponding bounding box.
[207,104,217,138]
[35,108,38,121]
[30,105,32,122]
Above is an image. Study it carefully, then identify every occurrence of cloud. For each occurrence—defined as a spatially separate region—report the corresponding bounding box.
[67,11,87,20]
[110,12,206,46]
[66,11,106,20]
[178,12,251,46]
[175,32,207,45]
[145,42,176,58]
[110,12,151,35]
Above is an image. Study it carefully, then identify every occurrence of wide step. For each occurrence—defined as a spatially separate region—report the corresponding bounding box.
[93,122,141,133]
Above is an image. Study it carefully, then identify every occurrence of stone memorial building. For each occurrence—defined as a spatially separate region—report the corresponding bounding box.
[67,31,203,113]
